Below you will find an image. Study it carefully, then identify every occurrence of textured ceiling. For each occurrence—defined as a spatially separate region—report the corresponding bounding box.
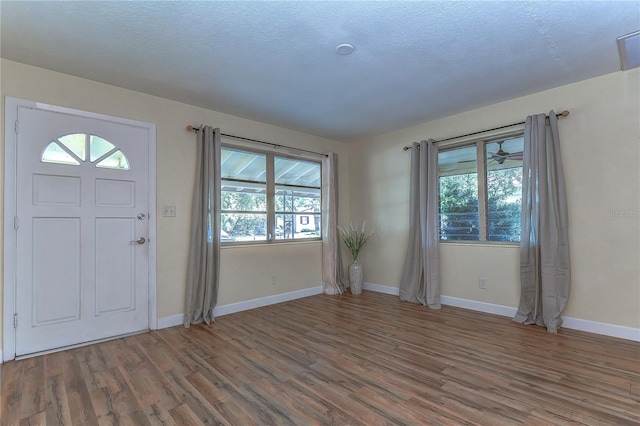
[1,1,638,142]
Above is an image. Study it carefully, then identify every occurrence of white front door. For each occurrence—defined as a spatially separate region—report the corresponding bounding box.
[14,105,151,356]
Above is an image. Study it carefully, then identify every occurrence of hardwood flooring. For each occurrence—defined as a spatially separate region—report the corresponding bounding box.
[2,291,639,425]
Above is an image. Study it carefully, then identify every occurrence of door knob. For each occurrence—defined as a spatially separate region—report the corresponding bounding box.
[131,237,146,244]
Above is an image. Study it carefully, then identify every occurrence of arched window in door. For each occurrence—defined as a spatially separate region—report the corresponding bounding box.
[42,133,130,170]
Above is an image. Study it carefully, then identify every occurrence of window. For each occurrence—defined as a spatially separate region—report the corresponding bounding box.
[220,146,321,243]
[438,135,523,242]
[221,149,267,242]
[42,133,130,170]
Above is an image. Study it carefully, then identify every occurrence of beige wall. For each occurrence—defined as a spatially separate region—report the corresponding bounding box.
[0,59,350,353]
[1,59,637,357]
[349,70,640,328]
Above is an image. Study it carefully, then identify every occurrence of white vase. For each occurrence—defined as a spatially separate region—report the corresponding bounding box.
[348,261,364,295]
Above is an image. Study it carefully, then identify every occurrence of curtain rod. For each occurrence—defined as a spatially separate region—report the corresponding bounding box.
[186,125,327,157]
[402,110,570,151]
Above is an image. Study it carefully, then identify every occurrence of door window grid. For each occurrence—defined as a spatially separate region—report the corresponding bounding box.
[42,133,130,170]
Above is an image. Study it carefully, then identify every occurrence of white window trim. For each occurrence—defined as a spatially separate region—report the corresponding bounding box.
[221,143,322,245]
[438,130,524,244]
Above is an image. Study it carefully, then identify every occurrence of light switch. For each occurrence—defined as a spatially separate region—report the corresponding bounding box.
[162,205,176,217]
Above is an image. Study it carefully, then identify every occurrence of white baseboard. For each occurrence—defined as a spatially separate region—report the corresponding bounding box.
[213,286,323,317]
[440,295,518,318]
[0,349,3,363]
[363,282,640,342]
[156,282,639,342]
[363,282,400,295]
[157,313,184,329]
[561,317,640,342]
[157,286,324,329]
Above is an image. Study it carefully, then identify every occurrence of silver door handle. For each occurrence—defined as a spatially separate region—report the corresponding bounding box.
[131,237,146,244]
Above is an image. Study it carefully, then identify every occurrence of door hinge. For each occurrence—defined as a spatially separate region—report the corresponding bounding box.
[14,120,19,134]
[14,217,19,230]
[14,314,18,328]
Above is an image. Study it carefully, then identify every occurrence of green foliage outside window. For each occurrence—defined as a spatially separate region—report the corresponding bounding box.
[439,173,479,240]
[487,167,522,242]
[438,136,523,242]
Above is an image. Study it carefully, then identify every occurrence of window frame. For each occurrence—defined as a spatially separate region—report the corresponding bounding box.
[220,143,322,246]
[438,131,524,245]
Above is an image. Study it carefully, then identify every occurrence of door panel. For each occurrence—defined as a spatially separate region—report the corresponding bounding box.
[95,218,136,315]
[33,174,81,206]
[32,217,81,325]
[15,106,150,356]
[95,179,135,207]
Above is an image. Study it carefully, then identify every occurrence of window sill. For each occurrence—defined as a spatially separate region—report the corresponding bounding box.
[439,240,520,248]
[221,239,322,249]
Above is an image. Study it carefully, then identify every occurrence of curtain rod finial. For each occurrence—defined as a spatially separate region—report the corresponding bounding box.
[560,110,570,117]
[186,125,197,132]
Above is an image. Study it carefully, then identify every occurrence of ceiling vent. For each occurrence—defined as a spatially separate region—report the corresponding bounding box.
[617,30,640,70]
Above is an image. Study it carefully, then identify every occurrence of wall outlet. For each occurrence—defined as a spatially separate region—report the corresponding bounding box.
[479,278,487,289]
[271,275,277,285]
[162,205,176,217]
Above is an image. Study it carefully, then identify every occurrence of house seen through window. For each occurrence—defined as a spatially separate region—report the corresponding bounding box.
[219,146,321,243]
[438,135,523,242]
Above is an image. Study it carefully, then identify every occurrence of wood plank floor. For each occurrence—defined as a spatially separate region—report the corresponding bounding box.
[2,291,639,425]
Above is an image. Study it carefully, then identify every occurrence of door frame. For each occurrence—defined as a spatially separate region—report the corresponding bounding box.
[3,97,158,361]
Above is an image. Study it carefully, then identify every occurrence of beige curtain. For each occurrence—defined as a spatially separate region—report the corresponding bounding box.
[321,152,346,294]
[184,126,221,327]
[514,111,571,333]
[399,140,441,308]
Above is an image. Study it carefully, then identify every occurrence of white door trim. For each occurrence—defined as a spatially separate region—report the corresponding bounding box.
[3,97,157,362]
